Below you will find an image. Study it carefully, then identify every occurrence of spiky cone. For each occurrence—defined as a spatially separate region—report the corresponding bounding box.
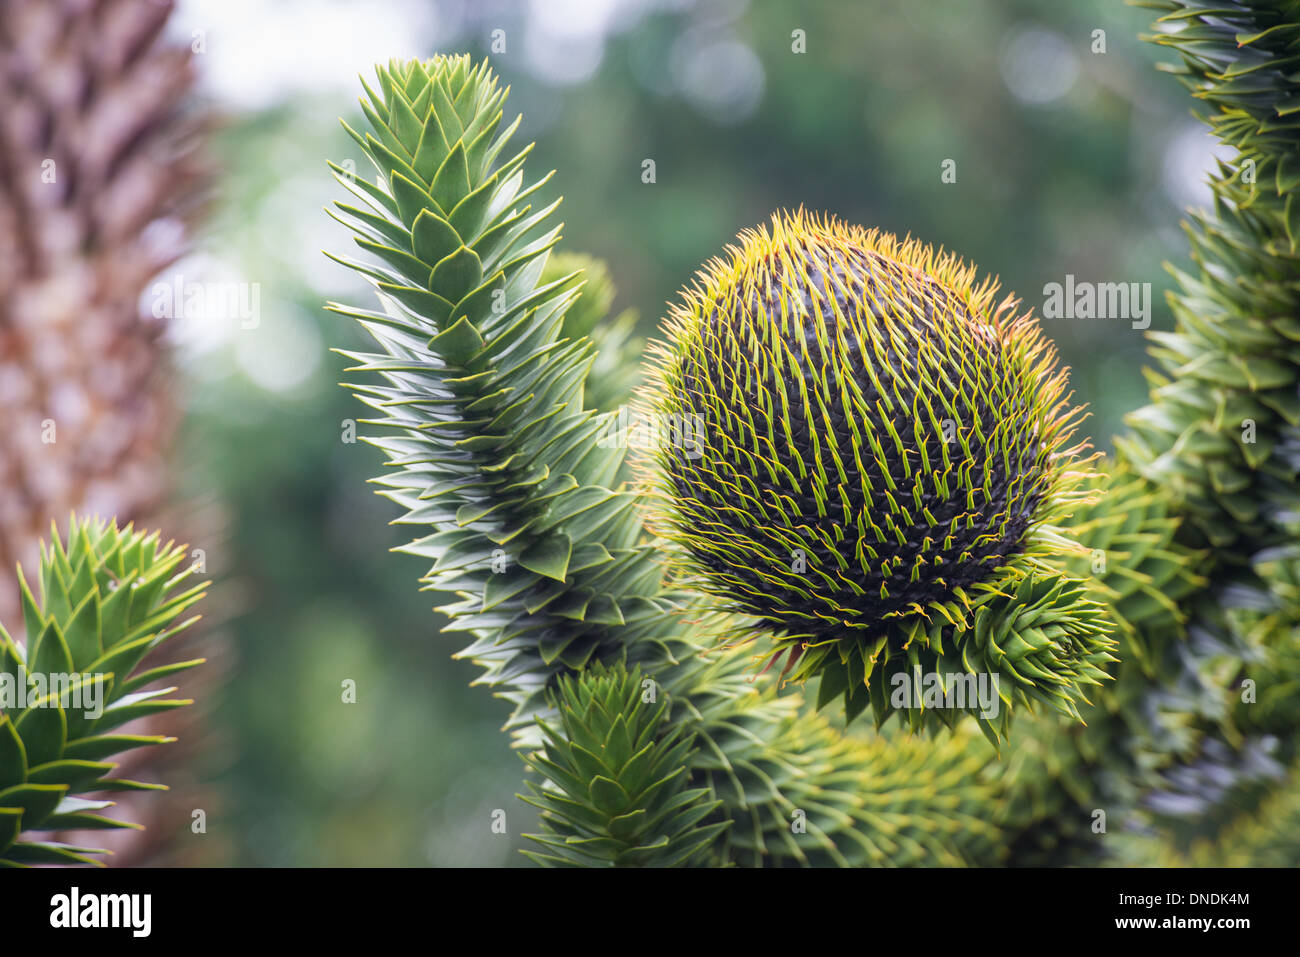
[644,210,1114,738]
[329,56,1011,867]
[0,516,207,866]
[0,0,215,865]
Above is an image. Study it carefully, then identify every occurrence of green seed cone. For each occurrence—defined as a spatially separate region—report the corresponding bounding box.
[645,210,1115,737]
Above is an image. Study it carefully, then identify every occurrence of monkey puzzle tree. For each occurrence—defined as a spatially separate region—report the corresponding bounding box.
[326,0,1300,867]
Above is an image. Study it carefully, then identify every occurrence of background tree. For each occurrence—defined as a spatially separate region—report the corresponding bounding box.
[0,0,220,865]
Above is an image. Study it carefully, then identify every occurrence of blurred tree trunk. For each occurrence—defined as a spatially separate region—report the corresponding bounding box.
[0,0,221,865]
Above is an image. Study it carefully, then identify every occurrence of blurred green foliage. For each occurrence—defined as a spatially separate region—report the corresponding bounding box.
[175,0,1202,865]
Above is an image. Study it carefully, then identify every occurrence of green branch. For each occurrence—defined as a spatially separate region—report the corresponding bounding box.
[0,517,207,866]
[328,55,1005,867]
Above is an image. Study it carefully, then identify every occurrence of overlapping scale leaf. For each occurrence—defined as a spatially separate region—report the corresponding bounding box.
[1054,0,1300,862]
[545,251,645,415]
[1063,462,1229,772]
[1121,0,1300,558]
[645,209,1113,736]
[330,56,1011,867]
[327,56,681,732]
[642,618,1004,867]
[520,662,727,866]
[0,516,207,866]
[1108,0,1300,854]
[998,463,1216,863]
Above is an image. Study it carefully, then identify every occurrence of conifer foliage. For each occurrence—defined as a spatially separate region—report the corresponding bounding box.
[327,55,1002,867]
[0,517,207,866]
[328,0,1300,867]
